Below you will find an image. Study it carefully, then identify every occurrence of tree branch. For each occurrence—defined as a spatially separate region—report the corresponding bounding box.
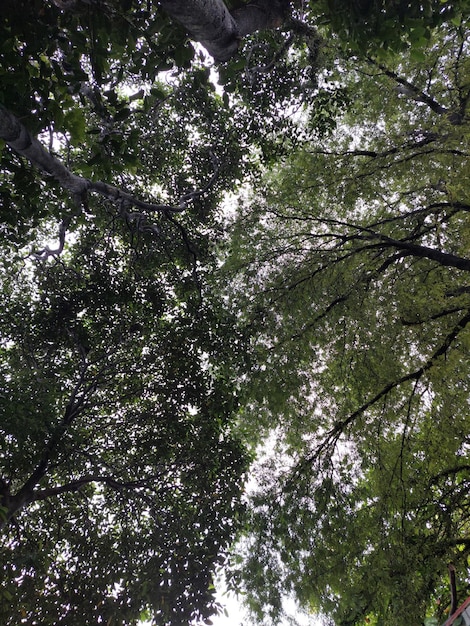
[0,105,217,225]
[309,309,470,457]
[366,232,470,272]
[448,563,458,616]
[34,473,166,500]
[159,0,290,62]
[368,59,464,124]
[0,106,87,196]
[317,217,470,273]
[0,359,107,528]
[431,465,470,482]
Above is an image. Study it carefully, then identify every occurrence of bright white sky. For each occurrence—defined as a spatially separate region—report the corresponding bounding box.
[207,432,326,626]
[210,584,324,626]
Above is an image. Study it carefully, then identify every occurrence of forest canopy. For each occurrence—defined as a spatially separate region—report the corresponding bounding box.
[0,1,469,625]
[223,19,470,625]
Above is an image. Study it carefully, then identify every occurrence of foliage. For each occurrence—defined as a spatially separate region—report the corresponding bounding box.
[0,1,256,624]
[223,17,470,626]
[1,0,470,624]
[0,186,253,624]
[305,0,470,55]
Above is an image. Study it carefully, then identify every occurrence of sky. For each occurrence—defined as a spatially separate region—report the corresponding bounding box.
[211,589,247,626]
[205,432,326,626]
[210,582,325,626]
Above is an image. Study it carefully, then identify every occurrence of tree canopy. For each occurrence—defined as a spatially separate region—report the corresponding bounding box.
[223,14,470,626]
[0,1,469,625]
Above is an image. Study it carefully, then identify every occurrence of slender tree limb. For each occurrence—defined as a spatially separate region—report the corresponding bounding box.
[34,473,167,500]
[32,218,71,260]
[294,309,470,472]
[244,34,295,80]
[400,306,467,326]
[366,202,470,230]
[312,131,441,159]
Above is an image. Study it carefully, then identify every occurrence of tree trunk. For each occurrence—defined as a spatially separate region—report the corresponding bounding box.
[158,0,290,62]
[47,0,292,62]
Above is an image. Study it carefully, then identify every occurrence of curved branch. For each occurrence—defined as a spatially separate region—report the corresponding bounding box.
[0,105,216,218]
[0,106,86,196]
[431,465,470,482]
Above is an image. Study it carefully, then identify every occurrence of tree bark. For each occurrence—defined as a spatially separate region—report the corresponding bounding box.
[0,106,86,196]
[158,0,290,62]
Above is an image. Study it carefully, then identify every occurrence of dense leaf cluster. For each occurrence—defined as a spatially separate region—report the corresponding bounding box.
[0,202,251,625]
[223,17,470,626]
[0,1,255,624]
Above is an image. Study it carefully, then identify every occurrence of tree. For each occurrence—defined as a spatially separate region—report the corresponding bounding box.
[0,1,256,624]
[0,0,324,620]
[0,88,254,624]
[1,0,469,624]
[0,224,249,625]
[160,0,469,62]
[223,16,470,626]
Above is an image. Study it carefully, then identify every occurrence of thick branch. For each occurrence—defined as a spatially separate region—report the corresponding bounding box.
[371,233,470,272]
[52,0,291,62]
[448,563,458,615]
[0,105,215,220]
[431,465,470,482]
[158,0,290,62]
[0,106,86,196]
[322,217,470,272]
[159,0,239,62]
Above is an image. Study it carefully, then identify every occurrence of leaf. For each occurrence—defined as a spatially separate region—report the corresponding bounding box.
[113,107,131,122]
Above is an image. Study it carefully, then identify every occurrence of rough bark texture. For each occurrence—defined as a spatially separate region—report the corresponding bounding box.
[158,0,290,61]
[46,0,291,62]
